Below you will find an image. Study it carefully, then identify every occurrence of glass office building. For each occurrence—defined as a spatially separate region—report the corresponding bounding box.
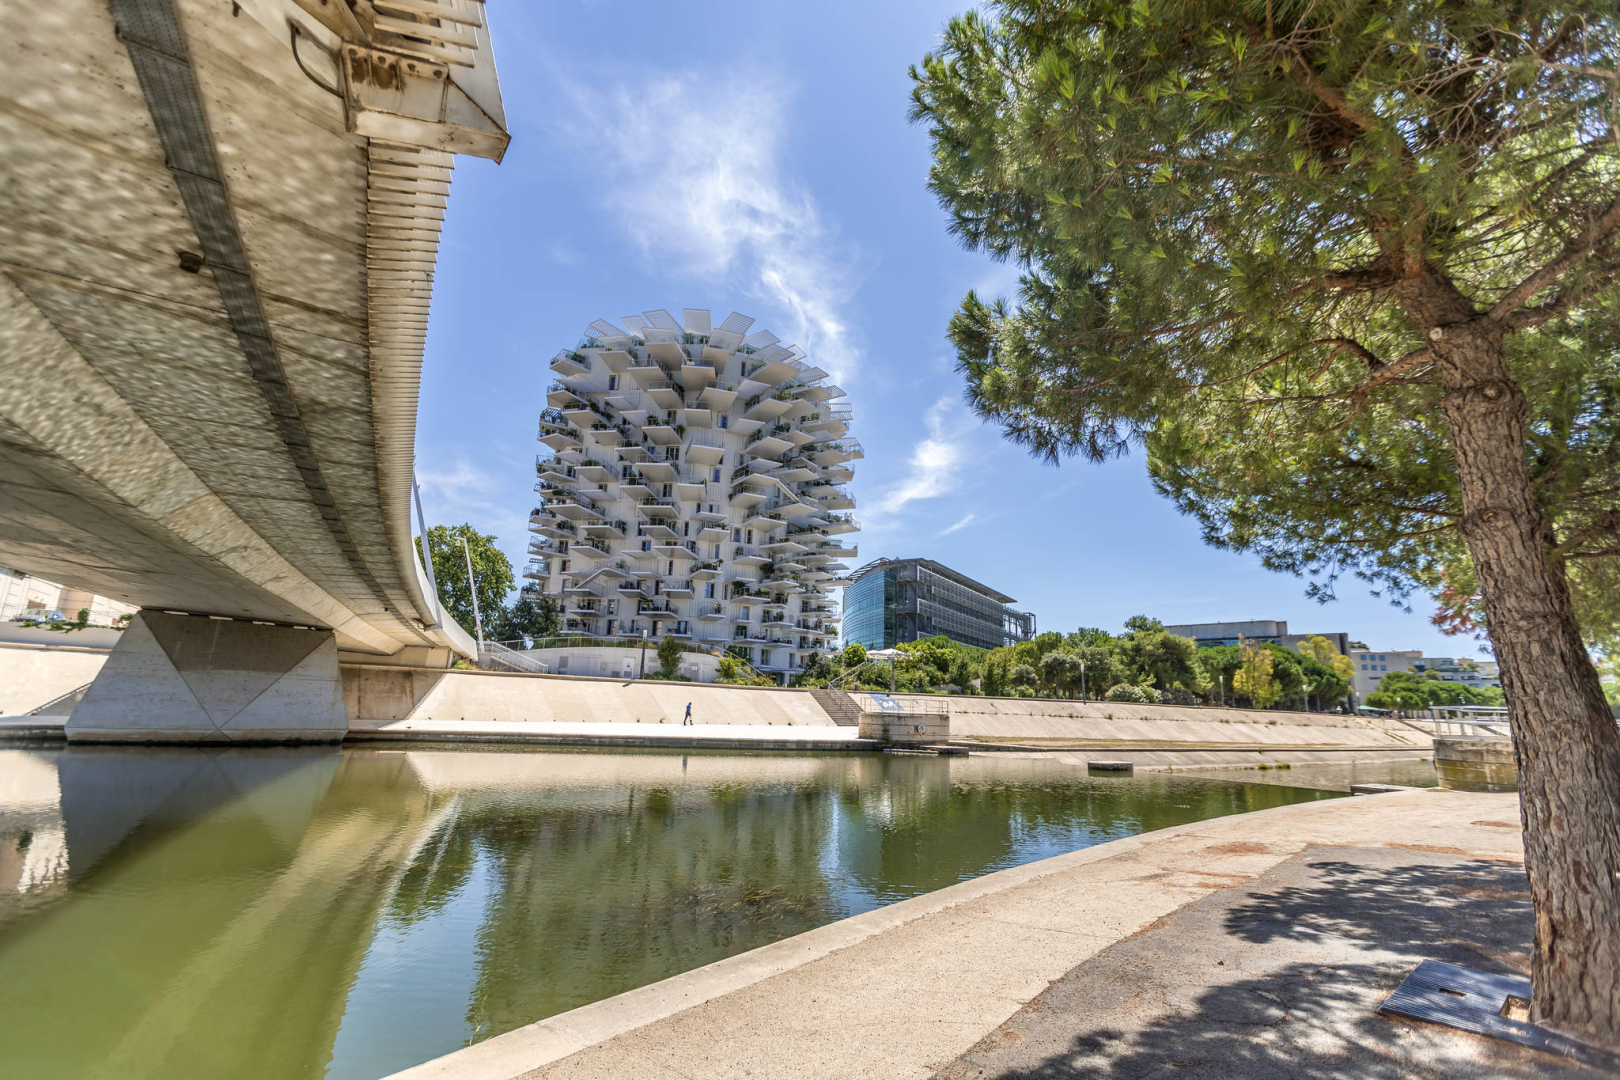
[843,558,1035,651]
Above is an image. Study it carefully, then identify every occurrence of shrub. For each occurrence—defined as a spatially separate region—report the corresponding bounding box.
[1105,683,1152,703]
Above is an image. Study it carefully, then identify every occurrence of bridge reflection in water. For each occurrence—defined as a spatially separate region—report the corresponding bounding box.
[0,748,1336,1079]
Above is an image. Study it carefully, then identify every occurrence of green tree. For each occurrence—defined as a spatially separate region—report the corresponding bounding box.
[1115,625,1202,696]
[980,649,1010,696]
[656,636,683,679]
[912,1,1620,1037]
[1040,650,1084,698]
[1073,643,1116,701]
[841,641,868,668]
[504,595,561,641]
[1232,642,1280,709]
[1008,663,1039,692]
[417,524,514,637]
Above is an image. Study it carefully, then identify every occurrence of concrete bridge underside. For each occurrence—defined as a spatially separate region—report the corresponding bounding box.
[0,0,507,739]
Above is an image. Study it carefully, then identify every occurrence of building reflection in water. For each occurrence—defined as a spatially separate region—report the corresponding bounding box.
[0,746,1334,1080]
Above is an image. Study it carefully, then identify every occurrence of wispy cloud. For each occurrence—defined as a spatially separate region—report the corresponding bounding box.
[939,512,977,536]
[550,70,861,384]
[416,459,513,537]
[867,396,978,520]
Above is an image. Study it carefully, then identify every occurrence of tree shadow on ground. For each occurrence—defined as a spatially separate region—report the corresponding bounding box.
[937,852,1604,1079]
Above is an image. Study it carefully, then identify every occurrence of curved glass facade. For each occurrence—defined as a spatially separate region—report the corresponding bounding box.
[841,569,895,650]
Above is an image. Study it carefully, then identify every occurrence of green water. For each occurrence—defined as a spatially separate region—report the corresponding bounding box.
[0,745,1343,1079]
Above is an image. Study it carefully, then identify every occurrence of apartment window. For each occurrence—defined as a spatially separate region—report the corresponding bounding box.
[712,543,721,558]
[668,560,676,575]
[653,579,662,595]
[745,529,753,544]
[1380,664,1387,671]
[706,503,715,513]
[652,620,661,636]
[662,483,672,498]
[704,583,715,599]
[560,560,569,572]
[608,375,619,391]
[642,540,651,552]
[606,619,616,635]
[732,527,741,542]
[608,600,617,615]
[665,447,679,460]
[719,415,729,428]
[622,465,633,478]
[683,521,690,536]
[712,467,721,482]
[761,649,772,665]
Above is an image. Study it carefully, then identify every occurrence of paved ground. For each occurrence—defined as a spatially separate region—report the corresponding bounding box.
[388,789,1587,1080]
[938,843,1579,1079]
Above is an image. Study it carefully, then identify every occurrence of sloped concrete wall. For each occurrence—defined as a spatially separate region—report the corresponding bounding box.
[861,692,1424,748]
[343,668,836,727]
[0,644,108,716]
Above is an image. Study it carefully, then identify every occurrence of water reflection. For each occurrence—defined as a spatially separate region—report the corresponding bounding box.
[0,746,1339,1080]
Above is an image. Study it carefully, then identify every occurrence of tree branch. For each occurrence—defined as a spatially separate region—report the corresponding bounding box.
[1489,190,1620,322]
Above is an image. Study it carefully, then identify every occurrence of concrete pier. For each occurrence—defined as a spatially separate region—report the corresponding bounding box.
[1434,737,1518,792]
[66,611,346,743]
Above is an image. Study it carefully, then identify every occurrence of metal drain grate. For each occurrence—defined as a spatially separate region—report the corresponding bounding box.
[1380,960,1614,1066]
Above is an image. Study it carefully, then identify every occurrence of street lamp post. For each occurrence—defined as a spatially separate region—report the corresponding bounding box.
[639,628,649,679]
[1080,659,1087,703]
[460,535,484,653]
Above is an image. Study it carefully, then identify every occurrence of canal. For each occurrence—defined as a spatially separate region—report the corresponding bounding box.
[0,745,1363,1079]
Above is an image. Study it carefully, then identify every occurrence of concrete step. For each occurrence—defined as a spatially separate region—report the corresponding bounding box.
[809,688,860,727]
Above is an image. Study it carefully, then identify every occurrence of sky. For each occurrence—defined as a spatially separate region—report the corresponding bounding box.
[413,0,1476,659]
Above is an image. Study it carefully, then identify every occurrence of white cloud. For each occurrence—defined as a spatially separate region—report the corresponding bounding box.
[939,512,977,536]
[866,396,978,520]
[415,459,513,537]
[551,70,861,384]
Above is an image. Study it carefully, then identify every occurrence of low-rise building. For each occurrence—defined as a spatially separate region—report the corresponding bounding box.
[1162,619,1349,657]
[1349,648,1500,698]
[0,567,135,626]
[843,558,1036,652]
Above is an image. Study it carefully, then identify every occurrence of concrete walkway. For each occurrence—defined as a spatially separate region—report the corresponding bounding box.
[389,789,1564,1080]
[350,717,867,751]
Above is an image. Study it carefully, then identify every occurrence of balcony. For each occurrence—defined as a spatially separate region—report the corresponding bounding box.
[665,579,695,597]
[697,603,726,620]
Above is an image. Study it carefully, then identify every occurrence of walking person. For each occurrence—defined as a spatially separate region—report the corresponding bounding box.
[683,702,693,726]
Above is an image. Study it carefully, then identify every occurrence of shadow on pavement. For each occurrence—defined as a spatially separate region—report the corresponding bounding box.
[935,848,1598,1079]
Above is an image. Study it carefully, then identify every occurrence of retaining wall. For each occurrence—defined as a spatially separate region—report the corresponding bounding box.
[854,692,1427,749]
[342,667,836,727]
[0,643,108,716]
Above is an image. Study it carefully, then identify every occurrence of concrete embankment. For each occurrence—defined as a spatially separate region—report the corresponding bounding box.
[3,649,1429,765]
[387,789,1531,1080]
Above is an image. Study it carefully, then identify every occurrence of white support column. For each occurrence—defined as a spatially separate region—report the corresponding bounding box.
[68,611,346,743]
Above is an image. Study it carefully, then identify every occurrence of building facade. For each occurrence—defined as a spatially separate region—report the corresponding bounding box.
[1350,649,1501,698]
[843,558,1035,652]
[523,309,859,681]
[1162,619,1350,657]
[0,567,136,626]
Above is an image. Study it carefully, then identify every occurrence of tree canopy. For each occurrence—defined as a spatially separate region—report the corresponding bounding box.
[911,1,1619,641]
[417,524,514,637]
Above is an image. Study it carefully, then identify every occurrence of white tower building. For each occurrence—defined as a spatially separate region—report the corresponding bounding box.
[524,309,860,681]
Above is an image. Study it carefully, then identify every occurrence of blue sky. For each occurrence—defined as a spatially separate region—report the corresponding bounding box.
[413,0,1473,658]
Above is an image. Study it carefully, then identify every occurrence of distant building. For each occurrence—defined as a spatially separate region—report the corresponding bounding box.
[1350,649,1500,698]
[844,558,1035,652]
[1162,619,1349,657]
[0,567,135,626]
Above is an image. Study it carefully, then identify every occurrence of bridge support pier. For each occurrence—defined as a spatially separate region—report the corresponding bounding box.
[67,611,347,743]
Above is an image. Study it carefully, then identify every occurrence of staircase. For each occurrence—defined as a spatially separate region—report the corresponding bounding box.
[810,688,861,727]
[477,640,549,674]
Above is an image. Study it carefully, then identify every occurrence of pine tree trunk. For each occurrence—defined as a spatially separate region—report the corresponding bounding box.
[1437,324,1620,1048]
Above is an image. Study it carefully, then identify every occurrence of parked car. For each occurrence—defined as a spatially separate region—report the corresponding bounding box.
[12,610,66,622]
